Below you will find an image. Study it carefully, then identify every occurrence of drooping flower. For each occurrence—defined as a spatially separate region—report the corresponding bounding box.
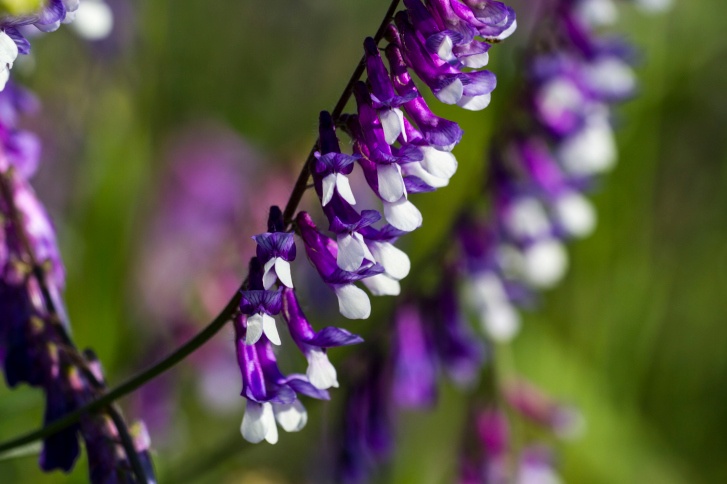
[281,286,363,390]
[296,211,384,319]
[252,206,297,289]
[234,314,329,444]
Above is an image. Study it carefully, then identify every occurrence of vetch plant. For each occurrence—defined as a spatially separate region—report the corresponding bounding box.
[0,0,671,482]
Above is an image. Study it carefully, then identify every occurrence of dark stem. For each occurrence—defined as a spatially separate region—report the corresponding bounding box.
[0,0,403,456]
[283,0,401,226]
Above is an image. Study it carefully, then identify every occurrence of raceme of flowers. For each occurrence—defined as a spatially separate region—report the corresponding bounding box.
[235,0,517,444]
[461,0,640,345]
[335,0,663,482]
[0,2,152,482]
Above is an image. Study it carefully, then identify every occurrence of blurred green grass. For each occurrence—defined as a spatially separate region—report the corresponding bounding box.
[1,0,726,482]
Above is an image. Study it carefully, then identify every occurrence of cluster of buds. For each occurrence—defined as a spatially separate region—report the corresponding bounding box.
[235,0,517,445]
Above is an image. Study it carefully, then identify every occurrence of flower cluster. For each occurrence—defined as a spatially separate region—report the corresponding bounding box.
[333,0,668,481]
[460,0,641,343]
[235,0,516,445]
[0,81,154,481]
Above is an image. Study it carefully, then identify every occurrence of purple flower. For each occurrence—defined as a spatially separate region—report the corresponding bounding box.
[252,230,297,290]
[338,357,393,484]
[364,36,417,144]
[516,138,596,239]
[314,111,359,207]
[384,43,464,150]
[234,316,328,444]
[392,304,437,408]
[394,11,497,110]
[239,287,283,346]
[430,277,486,387]
[516,446,562,484]
[281,287,363,389]
[296,212,384,319]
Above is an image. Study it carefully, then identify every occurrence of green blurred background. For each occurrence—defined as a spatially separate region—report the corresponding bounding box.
[1,0,726,482]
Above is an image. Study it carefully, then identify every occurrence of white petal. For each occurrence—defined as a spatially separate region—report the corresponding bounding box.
[262,313,281,345]
[335,173,356,205]
[522,239,569,289]
[245,313,264,345]
[506,197,551,240]
[321,173,336,206]
[495,19,517,41]
[262,258,277,290]
[377,163,406,202]
[241,401,277,444]
[585,56,636,98]
[554,192,596,238]
[379,108,405,145]
[337,233,366,271]
[401,162,449,188]
[306,349,339,389]
[0,68,9,93]
[558,113,616,175]
[262,402,279,444]
[0,32,18,66]
[575,0,618,26]
[456,93,491,111]
[274,258,294,288]
[435,78,464,105]
[384,198,423,232]
[420,146,458,180]
[274,400,308,432]
[460,52,489,69]
[367,241,410,280]
[361,273,401,296]
[72,0,114,40]
[333,284,371,319]
[437,35,456,62]
[482,303,521,342]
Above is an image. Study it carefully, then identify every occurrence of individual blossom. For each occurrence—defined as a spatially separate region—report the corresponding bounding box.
[70,0,113,41]
[337,354,394,484]
[314,111,359,207]
[511,137,596,239]
[281,286,363,390]
[428,270,487,387]
[234,314,329,444]
[458,219,522,342]
[239,257,284,345]
[394,8,498,110]
[296,211,384,319]
[252,206,297,289]
[515,446,562,484]
[461,407,511,483]
[391,303,437,408]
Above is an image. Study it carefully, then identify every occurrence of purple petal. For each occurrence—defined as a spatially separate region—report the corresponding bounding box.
[308,327,364,347]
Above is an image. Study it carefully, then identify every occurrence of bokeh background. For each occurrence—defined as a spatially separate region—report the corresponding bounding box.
[1,0,725,482]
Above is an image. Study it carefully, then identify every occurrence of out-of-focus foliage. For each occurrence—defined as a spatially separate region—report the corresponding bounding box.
[0,0,725,483]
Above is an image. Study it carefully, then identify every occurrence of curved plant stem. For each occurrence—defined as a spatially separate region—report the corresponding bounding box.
[0,0,402,456]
